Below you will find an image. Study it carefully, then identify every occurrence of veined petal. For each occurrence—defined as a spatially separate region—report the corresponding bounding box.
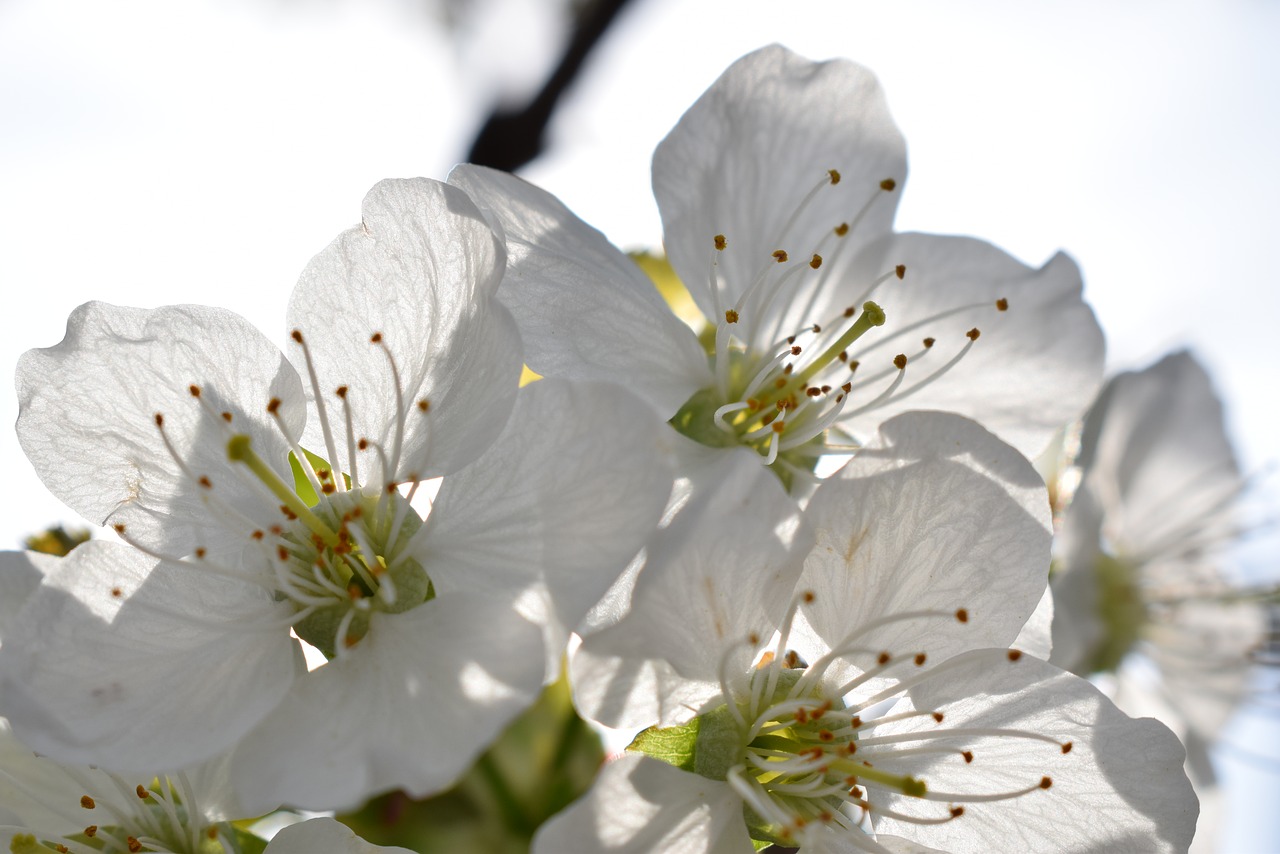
[418,380,675,679]
[0,541,299,773]
[450,164,712,418]
[1012,586,1054,661]
[654,45,906,325]
[263,818,415,854]
[841,234,1104,459]
[531,754,752,854]
[0,552,50,640]
[229,593,544,812]
[796,412,1051,668]
[869,650,1196,854]
[289,178,522,483]
[16,302,305,555]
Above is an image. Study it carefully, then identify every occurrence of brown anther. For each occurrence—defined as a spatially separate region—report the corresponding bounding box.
[810,254,823,269]
[914,653,928,666]
[828,169,841,184]
[714,234,727,251]
[277,546,289,561]
[1008,649,1023,662]
[748,632,760,645]
[956,608,969,623]
[189,385,201,397]
[807,387,821,397]
[880,178,897,191]
[895,264,906,279]
[835,222,850,236]
[417,399,430,412]
[154,413,164,427]
[1039,776,1053,789]
[843,306,855,318]
[877,651,891,666]
[966,328,981,341]
[746,398,760,411]
[358,438,369,450]
[932,711,945,723]
[291,329,304,343]
[821,385,831,393]
[370,332,383,344]
[128,837,143,853]
[198,476,212,489]
[335,385,349,398]
[784,650,801,668]
[111,587,122,598]
[803,590,815,603]
[136,785,150,799]
[811,324,821,333]
[849,360,860,372]
[80,795,95,809]
[56,846,69,853]
[795,707,810,724]
[385,482,398,494]
[842,742,858,756]
[724,309,739,324]
[266,397,281,414]
[322,483,336,494]
[923,337,935,348]
[818,810,834,823]
[221,412,232,422]
[850,716,863,730]
[784,363,794,374]
[818,729,835,742]
[113,524,126,534]
[251,530,264,541]
[951,806,965,818]
[84,826,98,838]
[894,354,908,370]
[207,827,219,840]
[787,335,796,345]
[803,747,824,761]
[850,785,864,799]
[842,382,852,393]
[772,422,786,433]
[1061,742,1074,754]
[270,525,283,535]
[791,345,802,356]
[280,505,297,521]
[773,249,788,263]
[996,298,1009,311]
[962,750,974,763]
[195,547,206,559]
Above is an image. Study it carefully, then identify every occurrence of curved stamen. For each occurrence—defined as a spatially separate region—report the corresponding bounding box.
[291,330,346,492]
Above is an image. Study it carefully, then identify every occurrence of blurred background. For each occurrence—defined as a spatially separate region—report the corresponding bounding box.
[2,0,1276,848]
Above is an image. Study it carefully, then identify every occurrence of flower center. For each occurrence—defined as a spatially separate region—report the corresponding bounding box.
[666,171,1005,489]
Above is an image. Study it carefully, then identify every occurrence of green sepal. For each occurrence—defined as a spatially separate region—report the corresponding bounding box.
[289,448,349,508]
[669,388,740,450]
[626,716,700,773]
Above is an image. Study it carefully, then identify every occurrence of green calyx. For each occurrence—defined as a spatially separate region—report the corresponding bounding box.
[1087,552,1147,673]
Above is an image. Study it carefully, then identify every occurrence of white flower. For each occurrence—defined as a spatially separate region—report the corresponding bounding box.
[1047,352,1269,820]
[450,45,1104,487]
[0,178,673,810]
[541,412,1196,853]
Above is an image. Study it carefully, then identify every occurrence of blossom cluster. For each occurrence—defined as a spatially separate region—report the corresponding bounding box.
[3,44,1265,853]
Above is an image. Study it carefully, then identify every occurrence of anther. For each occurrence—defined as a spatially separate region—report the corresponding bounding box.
[996,298,1009,311]
[291,330,304,343]
[923,337,935,348]
[417,399,430,412]
[828,169,841,184]
[1007,649,1023,661]
[877,652,891,666]
[914,653,927,666]
[835,223,850,236]
[725,309,739,324]
[335,386,348,398]
[714,234,727,251]
[195,548,206,558]
[221,412,232,422]
[127,838,143,853]
[773,250,789,263]
[810,254,823,269]
[966,328,981,341]
[111,587,122,597]
[1039,777,1053,789]
[153,413,164,427]
[962,751,974,763]
[358,438,369,450]
[266,398,281,414]
[894,354,908,370]
[791,345,802,355]
[84,827,98,838]
[370,332,383,344]
[136,785,149,799]
[849,360,860,372]
[80,795,95,809]
[198,476,212,489]
[113,524,126,534]
[955,608,969,623]
[880,178,897,191]
[932,712,945,723]
[951,806,965,818]
[189,385,201,397]
[277,546,289,561]
[803,590,815,603]
[895,264,906,279]
[1061,742,1073,754]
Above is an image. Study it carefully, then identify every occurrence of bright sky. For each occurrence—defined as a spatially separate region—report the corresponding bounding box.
[2,0,1277,848]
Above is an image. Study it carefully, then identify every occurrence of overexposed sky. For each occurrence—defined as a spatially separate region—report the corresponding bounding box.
[2,0,1277,848]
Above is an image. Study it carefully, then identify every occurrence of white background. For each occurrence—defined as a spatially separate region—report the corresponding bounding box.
[2,0,1276,848]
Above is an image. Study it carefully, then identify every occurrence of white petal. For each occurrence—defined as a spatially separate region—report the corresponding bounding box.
[532,754,752,854]
[0,551,52,641]
[578,450,809,727]
[868,650,1197,854]
[841,235,1104,459]
[419,380,675,678]
[263,818,415,854]
[289,178,522,483]
[450,165,712,417]
[229,593,543,811]
[16,302,305,555]
[654,45,906,325]
[0,541,299,773]
[796,412,1051,669]
[1012,586,1054,661]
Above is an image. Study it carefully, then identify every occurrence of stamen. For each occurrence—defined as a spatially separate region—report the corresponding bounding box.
[371,334,407,480]
[291,330,346,491]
